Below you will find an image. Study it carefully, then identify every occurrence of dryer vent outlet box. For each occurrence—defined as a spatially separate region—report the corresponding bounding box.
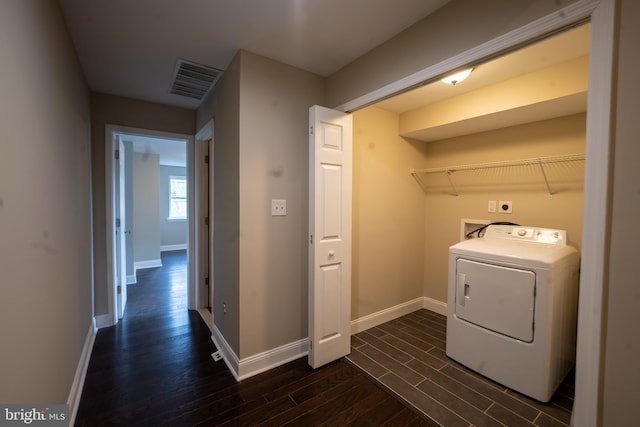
[499,201,513,213]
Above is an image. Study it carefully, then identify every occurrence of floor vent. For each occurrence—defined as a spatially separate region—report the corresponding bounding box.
[169,59,223,101]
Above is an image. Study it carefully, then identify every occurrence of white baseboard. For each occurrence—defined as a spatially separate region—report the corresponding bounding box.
[211,325,240,380]
[67,318,97,427]
[126,274,136,285]
[211,326,308,382]
[422,296,448,316]
[237,339,308,381]
[351,297,425,334]
[160,244,187,252]
[134,259,162,270]
[94,314,112,329]
[208,298,448,383]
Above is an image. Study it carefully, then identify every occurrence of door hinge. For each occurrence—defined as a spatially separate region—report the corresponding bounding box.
[310,234,313,244]
[117,285,122,295]
[205,277,209,285]
[114,149,120,160]
[205,155,209,164]
[115,218,121,228]
[205,216,209,226]
[309,125,314,136]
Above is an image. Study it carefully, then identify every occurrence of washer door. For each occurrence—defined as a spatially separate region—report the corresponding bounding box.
[455,259,535,342]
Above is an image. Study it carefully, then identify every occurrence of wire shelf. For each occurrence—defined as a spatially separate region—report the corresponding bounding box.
[410,153,585,196]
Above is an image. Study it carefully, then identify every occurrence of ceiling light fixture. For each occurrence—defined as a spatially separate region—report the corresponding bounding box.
[441,68,474,86]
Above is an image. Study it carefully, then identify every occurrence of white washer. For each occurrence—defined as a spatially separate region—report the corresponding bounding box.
[446,224,579,402]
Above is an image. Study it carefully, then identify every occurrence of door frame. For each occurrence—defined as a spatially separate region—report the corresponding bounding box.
[105,124,196,325]
[332,1,612,425]
[195,120,214,320]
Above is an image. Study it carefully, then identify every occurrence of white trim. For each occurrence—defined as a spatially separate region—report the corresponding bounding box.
[134,259,162,270]
[422,297,448,316]
[67,319,97,427]
[105,124,196,322]
[126,274,136,285]
[335,0,599,113]
[237,339,308,381]
[94,314,112,329]
[195,119,213,313]
[351,297,424,334]
[160,244,187,252]
[211,325,240,380]
[573,1,614,426]
[211,326,308,382]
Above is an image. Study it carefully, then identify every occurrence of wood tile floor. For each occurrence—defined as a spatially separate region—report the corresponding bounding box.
[346,309,575,427]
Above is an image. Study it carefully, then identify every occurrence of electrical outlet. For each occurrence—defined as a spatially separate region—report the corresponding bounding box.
[498,200,513,214]
[271,199,286,216]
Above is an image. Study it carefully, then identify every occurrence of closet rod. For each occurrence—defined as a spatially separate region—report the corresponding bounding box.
[410,153,585,175]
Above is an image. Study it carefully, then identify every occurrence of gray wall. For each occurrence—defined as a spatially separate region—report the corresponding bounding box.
[132,152,161,263]
[0,1,92,402]
[90,93,195,315]
[603,0,640,423]
[197,50,325,358]
[237,51,324,358]
[160,165,187,247]
[197,53,242,355]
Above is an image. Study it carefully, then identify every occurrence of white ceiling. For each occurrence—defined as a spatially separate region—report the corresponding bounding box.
[120,134,187,167]
[58,0,451,109]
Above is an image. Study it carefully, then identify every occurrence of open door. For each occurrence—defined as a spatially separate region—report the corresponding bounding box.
[115,136,128,319]
[308,105,352,369]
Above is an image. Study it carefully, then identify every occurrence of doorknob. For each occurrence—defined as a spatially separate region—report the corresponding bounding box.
[328,250,335,259]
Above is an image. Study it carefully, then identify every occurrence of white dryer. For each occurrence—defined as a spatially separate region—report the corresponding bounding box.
[446,224,579,402]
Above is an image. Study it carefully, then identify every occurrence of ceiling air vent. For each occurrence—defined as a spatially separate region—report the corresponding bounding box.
[169,59,222,101]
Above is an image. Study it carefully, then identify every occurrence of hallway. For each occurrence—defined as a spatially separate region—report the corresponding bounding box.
[75,251,426,426]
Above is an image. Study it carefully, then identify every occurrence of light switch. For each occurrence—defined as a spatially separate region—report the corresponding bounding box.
[271,199,286,216]
[488,200,497,213]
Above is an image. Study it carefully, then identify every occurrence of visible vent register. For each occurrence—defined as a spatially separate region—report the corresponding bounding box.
[169,59,222,100]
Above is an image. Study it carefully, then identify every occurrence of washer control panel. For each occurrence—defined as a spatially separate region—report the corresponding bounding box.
[483,225,566,245]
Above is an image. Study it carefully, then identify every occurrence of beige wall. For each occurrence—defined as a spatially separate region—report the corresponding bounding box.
[602,0,640,423]
[326,0,581,108]
[90,93,195,315]
[352,109,585,307]
[352,107,428,319]
[421,114,586,302]
[238,51,324,358]
[0,1,92,402]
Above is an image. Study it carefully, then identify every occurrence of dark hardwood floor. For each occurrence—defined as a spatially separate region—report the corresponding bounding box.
[75,251,429,426]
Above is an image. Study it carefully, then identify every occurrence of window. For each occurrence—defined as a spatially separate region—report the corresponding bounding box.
[169,176,187,220]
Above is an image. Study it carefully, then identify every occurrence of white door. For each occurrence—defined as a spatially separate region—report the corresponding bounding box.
[115,136,128,319]
[308,105,352,369]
